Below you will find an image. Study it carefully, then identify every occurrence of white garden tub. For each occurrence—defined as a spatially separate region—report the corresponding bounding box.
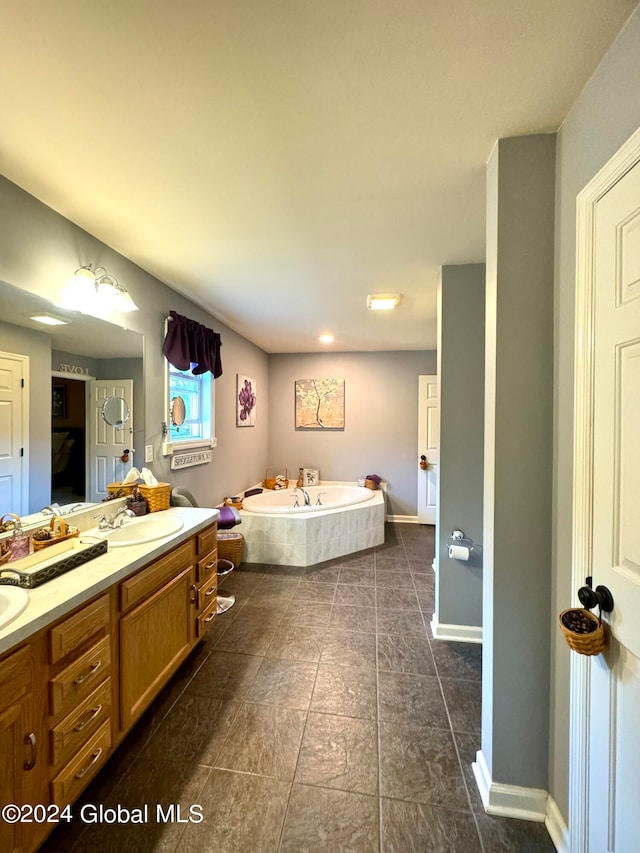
[241,485,375,514]
[239,483,385,567]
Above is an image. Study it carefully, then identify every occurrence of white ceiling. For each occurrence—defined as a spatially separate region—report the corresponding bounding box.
[1,0,636,352]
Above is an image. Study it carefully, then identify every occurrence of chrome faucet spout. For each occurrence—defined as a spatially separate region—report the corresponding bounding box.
[294,487,311,506]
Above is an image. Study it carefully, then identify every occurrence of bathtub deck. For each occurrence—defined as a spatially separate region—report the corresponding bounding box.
[239,490,385,566]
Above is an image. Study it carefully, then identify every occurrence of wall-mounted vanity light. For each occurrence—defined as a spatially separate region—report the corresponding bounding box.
[58,265,138,314]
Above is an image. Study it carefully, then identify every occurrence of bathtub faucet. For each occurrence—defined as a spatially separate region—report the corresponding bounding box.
[294,487,311,506]
[315,492,326,506]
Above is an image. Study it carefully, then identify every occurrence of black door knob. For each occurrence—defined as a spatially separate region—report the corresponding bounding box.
[578,584,614,613]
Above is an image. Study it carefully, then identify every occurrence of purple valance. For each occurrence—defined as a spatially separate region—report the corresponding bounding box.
[162,311,223,377]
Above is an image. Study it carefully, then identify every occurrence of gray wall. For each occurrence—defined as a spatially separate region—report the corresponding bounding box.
[551,6,640,820]
[483,135,555,789]
[0,320,52,512]
[268,351,436,517]
[435,264,485,629]
[0,175,270,508]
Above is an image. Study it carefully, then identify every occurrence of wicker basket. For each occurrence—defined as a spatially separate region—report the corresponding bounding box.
[138,483,171,513]
[107,482,136,499]
[224,496,244,510]
[32,517,80,551]
[559,608,606,656]
[263,467,289,490]
[364,478,378,490]
[217,532,244,568]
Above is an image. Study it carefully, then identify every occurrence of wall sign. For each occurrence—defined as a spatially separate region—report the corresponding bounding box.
[170,450,213,470]
[59,363,91,375]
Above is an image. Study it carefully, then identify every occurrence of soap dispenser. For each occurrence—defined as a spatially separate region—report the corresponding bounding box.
[296,467,304,488]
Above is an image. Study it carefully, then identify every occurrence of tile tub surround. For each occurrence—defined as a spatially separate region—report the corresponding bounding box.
[240,488,385,566]
[40,523,555,853]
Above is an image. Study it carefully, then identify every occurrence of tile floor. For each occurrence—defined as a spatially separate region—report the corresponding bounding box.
[42,523,555,852]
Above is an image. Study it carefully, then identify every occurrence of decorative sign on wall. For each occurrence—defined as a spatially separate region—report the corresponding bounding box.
[58,363,91,375]
[170,450,213,470]
[237,374,257,426]
[295,379,345,430]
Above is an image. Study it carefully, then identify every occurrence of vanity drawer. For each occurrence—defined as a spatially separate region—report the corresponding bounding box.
[50,678,112,768]
[197,571,217,609]
[196,523,218,556]
[0,644,31,712]
[49,635,111,717]
[51,719,112,807]
[196,548,217,584]
[196,596,217,637]
[49,594,110,664]
[120,540,194,612]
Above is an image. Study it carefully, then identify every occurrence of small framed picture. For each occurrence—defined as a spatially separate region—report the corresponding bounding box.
[303,468,319,486]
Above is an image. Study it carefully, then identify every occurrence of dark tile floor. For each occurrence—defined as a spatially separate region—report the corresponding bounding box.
[42,523,555,853]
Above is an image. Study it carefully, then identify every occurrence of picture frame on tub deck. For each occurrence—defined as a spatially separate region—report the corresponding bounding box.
[236,374,257,426]
[303,468,319,486]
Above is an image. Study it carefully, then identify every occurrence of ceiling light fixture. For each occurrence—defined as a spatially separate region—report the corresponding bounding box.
[319,333,334,344]
[57,265,138,314]
[29,314,69,326]
[366,294,401,311]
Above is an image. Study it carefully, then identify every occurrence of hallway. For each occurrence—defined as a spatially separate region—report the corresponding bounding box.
[43,523,554,852]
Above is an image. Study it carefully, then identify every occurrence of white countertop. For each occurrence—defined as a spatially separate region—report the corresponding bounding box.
[0,506,219,656]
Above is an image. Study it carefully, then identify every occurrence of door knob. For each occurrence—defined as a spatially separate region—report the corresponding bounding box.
[578,580,614,613]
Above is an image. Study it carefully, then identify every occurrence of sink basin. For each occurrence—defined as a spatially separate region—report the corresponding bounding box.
[96,515,184,547]
[0,585,30,630]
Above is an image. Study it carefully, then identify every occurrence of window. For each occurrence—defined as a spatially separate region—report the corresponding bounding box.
[163,361,216,455]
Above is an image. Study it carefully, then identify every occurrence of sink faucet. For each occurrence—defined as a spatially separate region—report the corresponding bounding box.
[40,503,61,515]
[94,508,135,529]
[294,487,311,506]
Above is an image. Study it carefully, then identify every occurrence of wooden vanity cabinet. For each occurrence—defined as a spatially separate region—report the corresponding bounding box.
[0,644,47,853]
[0,517,218,853]
[119,539,197,730]
[194,524,218,637]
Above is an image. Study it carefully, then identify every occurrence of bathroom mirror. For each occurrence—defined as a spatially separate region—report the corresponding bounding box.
[170,395,186,427]
[102,396,131,428]
[0,279,144,517]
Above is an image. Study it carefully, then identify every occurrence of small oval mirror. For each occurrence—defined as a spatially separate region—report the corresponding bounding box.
[171,396,186,427]
[102,396,130,428]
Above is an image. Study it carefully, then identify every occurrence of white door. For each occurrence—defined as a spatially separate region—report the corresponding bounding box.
[417,374,438,524]
[585,154,640,852]
[0,353,28,515]
[88,379,134,502]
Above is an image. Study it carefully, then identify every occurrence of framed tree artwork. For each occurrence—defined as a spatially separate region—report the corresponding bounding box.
[295,378,345,430]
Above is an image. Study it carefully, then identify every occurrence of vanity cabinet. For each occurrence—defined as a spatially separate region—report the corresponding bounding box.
[194,526,218,637]
[0,515,218,853]
[0,644,46,853]
[119,539,197,730]
[47,592,114,808]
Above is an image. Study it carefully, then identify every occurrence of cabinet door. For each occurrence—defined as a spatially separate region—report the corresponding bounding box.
[0,696,31,853]
[120,566,194,729]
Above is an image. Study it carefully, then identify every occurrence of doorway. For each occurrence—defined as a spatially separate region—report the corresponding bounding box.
[51,376,86,504]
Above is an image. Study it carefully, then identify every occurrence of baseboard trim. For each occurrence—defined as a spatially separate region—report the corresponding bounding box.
[387,514,419,524]
[545,795,569,853]
[472,750,547,821]
[473,749,569,852]
[430,613,483,643]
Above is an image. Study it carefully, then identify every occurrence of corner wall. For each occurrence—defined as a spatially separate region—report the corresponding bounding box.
[435,264,485,633]
[268,351,436,517]
[483,134,556,789]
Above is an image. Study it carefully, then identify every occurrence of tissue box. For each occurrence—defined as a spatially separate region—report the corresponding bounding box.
[138,482,171,512]
[107,482,136,498]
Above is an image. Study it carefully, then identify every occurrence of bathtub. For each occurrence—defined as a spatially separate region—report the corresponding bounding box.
[239,483,385,567]
[242,485,375,514]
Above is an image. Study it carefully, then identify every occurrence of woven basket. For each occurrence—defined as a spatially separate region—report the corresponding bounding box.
[217,532,244,568]
[263,467,289,490]
[138,483,171,512]
[224,496,244,510]
[32,517,80,551]
[559,608,606,656]
[107,482,136,499]
[364,478,378,490]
